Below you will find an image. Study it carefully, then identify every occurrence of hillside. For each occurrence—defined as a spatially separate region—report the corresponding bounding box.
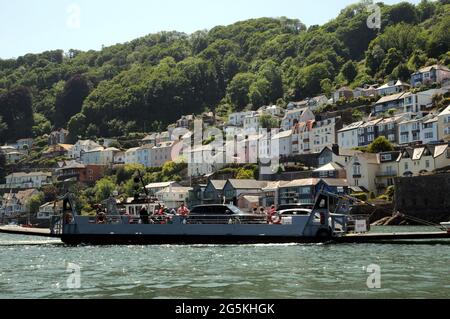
[0,0,449,143]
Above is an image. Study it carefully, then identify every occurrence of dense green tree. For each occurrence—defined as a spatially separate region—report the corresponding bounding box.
[226,73,256,109]
[55,74,90,128]
[93,177,116,203]
[32,113,52,137]
[67,113,87,142]
[368,136,394,153]
[340,60,358,83]
[0,86,34,142]
[259,114,280,129]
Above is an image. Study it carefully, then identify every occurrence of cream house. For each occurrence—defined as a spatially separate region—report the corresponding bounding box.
[397,144,450,177]
[438,105,450,142]
[345,153,380,193]
[155,186,193,209]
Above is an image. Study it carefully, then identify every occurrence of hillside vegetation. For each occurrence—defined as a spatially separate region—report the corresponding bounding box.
[0,0,449,143]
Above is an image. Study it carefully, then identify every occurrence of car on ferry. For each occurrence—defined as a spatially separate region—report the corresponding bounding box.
[189,204,263,224]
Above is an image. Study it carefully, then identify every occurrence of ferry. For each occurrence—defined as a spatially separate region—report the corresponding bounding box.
[49,191,353,245]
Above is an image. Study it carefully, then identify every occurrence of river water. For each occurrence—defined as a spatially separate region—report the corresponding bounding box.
[0,227,449,299]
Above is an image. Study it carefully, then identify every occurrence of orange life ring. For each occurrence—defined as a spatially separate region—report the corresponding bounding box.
[96,213,107,224]
[270,214,282,225]
[64,213,74,224]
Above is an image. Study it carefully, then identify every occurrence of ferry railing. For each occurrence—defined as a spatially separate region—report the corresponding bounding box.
[84,214,271,225]
[50,216,63,235]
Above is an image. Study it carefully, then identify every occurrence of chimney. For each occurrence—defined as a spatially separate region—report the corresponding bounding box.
[332,144,339,156]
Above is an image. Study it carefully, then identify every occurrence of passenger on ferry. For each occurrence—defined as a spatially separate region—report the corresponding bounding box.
[266,205,277,224]
[259,207,266,215]
[139,205,150,224]
[177,203,190,217]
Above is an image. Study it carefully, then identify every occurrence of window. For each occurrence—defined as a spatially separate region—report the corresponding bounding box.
[367,126,374,133]
[405,162,409,170]
[367,134,374,142]
[426,160,430,168]
[378,125,384,132]
[388,134,395,142]
[388,123,395,130]
[353,163,361,176]
[424,132,434,139]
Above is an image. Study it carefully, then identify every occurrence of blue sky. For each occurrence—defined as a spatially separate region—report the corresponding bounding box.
[0,0,420,59]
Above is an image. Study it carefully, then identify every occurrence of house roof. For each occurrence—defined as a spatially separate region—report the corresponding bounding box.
[7,172,51,178]
[262,181,289,191]
[272,130,292,139]
[281,178,348,188]
[439,105,450,117]
[226,179,268,189]
[156,186,192,194]
[58,161,86,170]
[209,180,227,190]
[338,121,364,132]
[417,64,450,74]
[376,92,406,104]
[353,153,380,164]
[335,86,352,92]
[434,144,448,158]
[146,181,180,189]
[314,162,344,172]
[361,118,383,128]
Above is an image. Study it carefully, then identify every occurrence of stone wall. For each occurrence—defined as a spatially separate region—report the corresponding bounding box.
[394,173,450,223]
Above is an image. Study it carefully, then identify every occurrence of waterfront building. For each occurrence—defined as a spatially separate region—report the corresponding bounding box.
[345,153,380,193]
[281,107,314,131]
[48,129,69,145]
[155,186,193,210]
[376,80,410,96]
[337,121,364,150]
[438,105,450,142]
[1,172,52,189]
[69,140,103,160]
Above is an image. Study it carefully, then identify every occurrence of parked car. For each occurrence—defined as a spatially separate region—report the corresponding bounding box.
[277,203,314,211]
[278,208,312,216]
[189,205,263,224]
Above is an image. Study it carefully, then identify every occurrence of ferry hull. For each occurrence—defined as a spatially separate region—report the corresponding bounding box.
[60,234,325,245]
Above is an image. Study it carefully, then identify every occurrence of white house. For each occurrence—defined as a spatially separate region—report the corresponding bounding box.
[376,80,410,96]
[259,105,284,117]
[310,117,341,154]
[421,117,439,145]
[155,186,193,210]
[438,105,450,142]
[403,88,448,113]
[307,95,329,111]
[16,138,34,150]
[0,189,39,217]
[136,145,153,167]
[151,141,176,167]
[338,121,364,150]
[271,130,292,157]
[293,120,315,155]
[146,181,181,196]
[124,147,140,165]
[48,129,69,145]
[243,112,261,133]
[281,107,315,131]
[37,202,61,220]
[411,64,450,87]
[2,172,52,189]
[69,140,103,160]
[229,111,259,127]
[398,114,438,145]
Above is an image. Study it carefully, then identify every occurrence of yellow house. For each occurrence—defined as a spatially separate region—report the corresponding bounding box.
[345,153,380,193]
[397,144,450,177]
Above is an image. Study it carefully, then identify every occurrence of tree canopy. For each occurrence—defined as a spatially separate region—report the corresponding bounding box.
[0,2,449,140]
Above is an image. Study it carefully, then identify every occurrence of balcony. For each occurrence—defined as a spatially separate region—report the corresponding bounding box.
[376,170,397,177]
